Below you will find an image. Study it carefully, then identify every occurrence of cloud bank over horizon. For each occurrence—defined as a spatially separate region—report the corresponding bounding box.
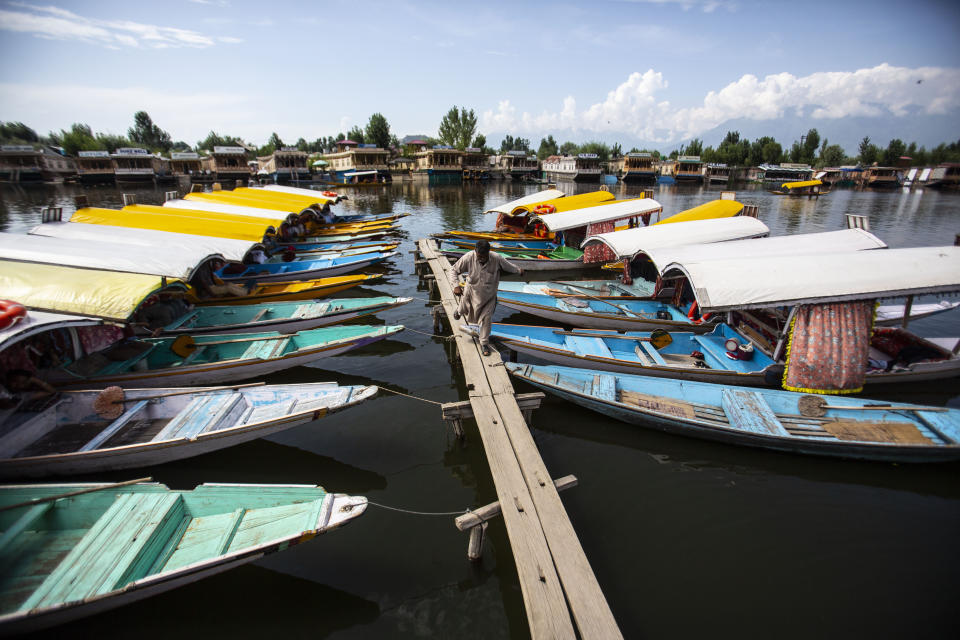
[481,64,960,144]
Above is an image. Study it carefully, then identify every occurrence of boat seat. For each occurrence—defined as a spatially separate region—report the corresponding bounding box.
[96,345,156,376]
[152,393,243,441]
[180,346,207,366]
[244,399,297,424]
[79,400,151,452]
[639,340,668,366]
[565,336,614,359]
[21,492,186,610]
[240,337,289,361]
[720,389,790,437]
[591,374,617,402]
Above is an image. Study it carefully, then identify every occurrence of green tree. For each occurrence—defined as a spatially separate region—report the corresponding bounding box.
[437,106,478,150]
[389,134,400,149]
[197,131,242,151]
[881,138,907,166]
[95,132,132,153]
[559,141,579,155]
[858,136,879,165]
[295,137,309,151]
[0,121,39,144]
[50,123,98,156]
[127,111,171,152]
[346,126,365,143]
[819,144,847,167]
[537,135,558,159]
[681,138,703,156]
[801,128,820,164]
[579,141,611,162]
[471,133,486,149]
[364,113,391,149]
[760,138,783,164]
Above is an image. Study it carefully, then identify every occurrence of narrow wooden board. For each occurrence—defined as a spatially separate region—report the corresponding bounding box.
[821,419,932,444]
[620,389,697,420]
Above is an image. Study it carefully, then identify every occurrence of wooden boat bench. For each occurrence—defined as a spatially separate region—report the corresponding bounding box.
[565,335,614,360]
[96,344,157,375]
[152,392,244,441]
[720,389,791,437]
[240,337,290,360]
[78,400,151,452]
[21,492,186,610]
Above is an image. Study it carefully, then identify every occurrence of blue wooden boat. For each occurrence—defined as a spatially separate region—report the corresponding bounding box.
[441,243,588,271]
[496,289,715,332]
[216,250,397,283]
[0,481,366,632]
[146,296,411,336]
[39,325,404,389]
[0,382,378,478]
[498,279,655,300]
[487,322,780,386]
[443,238,559,253]
[506,363,960,462]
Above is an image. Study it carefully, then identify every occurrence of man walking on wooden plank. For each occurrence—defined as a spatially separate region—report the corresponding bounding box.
[448,239,522,356]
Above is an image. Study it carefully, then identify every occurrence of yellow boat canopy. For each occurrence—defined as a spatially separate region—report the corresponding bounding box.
[186,191,314,216]
[508,190,616,216]
[654,199,744,225]
[233,187,334,209]
[70,207,276,243]
[0,260,179,321]
[781,179,823,189]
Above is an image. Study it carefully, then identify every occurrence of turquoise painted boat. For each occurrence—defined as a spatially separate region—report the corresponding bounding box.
[0,382,378,478]
[441,243,587,271]
[39,325,404,389]
[444,238,559,253]
[142,296,412,337]
[506,363,960,462]
[496,289,714,332]
[217,250,397,283]
[498,279,655,299]
[0,481,366,632]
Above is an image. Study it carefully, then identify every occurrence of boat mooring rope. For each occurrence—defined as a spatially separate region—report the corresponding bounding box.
[376,385,445,406]
[404,327,455,341]
[365,500,472,517]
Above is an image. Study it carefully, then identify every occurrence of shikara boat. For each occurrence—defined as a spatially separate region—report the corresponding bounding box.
[149,296,411,336]
[185,274,382,305]
[769,179,829,196]
[0,382,378,478]
[496,289,715,332]
[445,238,560,253]
[36,325,404,389]
[506,363,960,462]
[215,250,397,283]
[169,195,401,224]
[498,279,655,299]
[0,481,366,632]
[442,244,588,271]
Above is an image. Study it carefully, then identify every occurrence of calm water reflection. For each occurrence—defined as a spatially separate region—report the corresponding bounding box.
[2,180,959,639]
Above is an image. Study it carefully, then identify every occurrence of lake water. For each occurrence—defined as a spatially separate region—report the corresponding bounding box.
[1,180,959,639]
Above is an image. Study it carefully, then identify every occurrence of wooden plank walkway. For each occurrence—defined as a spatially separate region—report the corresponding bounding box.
[417,238,622,640]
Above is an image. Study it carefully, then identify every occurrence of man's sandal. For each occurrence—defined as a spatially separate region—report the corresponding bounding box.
[482,346,491,356]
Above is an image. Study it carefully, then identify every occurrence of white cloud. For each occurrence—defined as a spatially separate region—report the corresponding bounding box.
[613,0,737,12]
[0,3,237,48]
[480,64,960,143]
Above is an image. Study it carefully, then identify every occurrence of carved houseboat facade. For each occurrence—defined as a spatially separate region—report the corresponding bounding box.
[621,152,657,184]
[542,153,601,182]
[323,141,391,183]
[201,146,251,183]
[493,150,539,180]
[258,147,310,184]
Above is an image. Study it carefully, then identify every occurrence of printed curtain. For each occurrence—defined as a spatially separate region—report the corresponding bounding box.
[583,221,615,263]
[783,300,876,395]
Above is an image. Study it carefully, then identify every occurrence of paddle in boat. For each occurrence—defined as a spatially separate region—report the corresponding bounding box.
[0,480,366,633]
[0,382,378,478]
[506,363,960,462]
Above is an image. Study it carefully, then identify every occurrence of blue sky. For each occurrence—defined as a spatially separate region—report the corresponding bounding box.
[0,0,958,150]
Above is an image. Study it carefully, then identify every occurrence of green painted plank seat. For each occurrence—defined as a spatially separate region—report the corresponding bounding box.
[78,400,150,452]
[21,492,185,610]
[720,389,791,437]
[151,393,243,442]
[241,337,290,361]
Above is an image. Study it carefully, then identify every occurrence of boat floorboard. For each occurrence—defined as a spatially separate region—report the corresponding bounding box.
[16,419,171,458]
[0,529,86,615]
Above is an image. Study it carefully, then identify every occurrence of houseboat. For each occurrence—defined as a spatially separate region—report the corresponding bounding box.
[621,152,657,184]
[0,145,76,183]
[169,151,204,182]
[748,162,813,184]
[413,144,463,183]
[200,145,251,183]
[323,140,391,183]
[75,150,115,185]
[112,147,162,183]
[704,163,734,184]
[258,147,310,184]
[859,165,903,188]
[388,157,414,180]
[817,167,860,187]
[671,155,704,183]
[493,150,539,180]
[462,147,489,180]
[542,153,601,182]
[926,163,960,189]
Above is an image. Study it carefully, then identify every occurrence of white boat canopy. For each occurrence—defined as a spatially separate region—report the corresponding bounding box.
[29,222,256,263]
[531,198,662,232]
[343,170,378,177]
[644,229,887,274]
[262,185,339,202]
[661,246,960,312]
[484,189,566,215]
[165,198,306,219]
[0,232,221,280]
[0,310,99,352]
[581,216,770,260]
